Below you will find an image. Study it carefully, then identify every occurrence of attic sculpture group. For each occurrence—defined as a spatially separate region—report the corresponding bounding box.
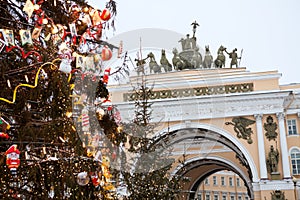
[135,21,242,74]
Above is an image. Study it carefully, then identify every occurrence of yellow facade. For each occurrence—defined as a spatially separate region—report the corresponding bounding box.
[108,67,300,199]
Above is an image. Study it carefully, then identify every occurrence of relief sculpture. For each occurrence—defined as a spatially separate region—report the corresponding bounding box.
[264,115,278,141]
[225,117,256,144]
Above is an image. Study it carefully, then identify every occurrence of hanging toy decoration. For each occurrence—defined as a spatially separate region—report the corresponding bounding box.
[0,117,10,139]
[5,145,20,174]
[81,108,90,132]
[99,8,111,21]
[101,46,112,61]
[90,172,100,187]
[102,67,111,85]
[77,172,90,186]
[59,59,72,73]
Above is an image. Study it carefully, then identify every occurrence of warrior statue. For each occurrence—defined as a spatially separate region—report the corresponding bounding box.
[225,48,241,68]
[266,145,279,173]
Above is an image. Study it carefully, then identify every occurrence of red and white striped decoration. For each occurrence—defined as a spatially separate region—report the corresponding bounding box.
[81,109,90,132]
[101,45,112,61]
[100,8,111,21]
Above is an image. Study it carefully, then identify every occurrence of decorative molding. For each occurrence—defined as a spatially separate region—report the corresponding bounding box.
[254,114,263,121]
[123,83,253,101]
[118,96,285,123]
[276,112,285,121]
[253,180,294,191]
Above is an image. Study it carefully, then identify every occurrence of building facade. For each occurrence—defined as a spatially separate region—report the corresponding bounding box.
[197,170,249,200]
[108,67,300,199]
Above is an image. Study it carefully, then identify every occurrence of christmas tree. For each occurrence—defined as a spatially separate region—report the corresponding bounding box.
[115,75,186,199]
[0,0,121,199]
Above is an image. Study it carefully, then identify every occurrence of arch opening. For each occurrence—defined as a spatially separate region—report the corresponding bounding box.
[150,125,256,200]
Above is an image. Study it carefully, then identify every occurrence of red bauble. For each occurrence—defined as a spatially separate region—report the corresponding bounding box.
[101,46,112,61]
[100,8,111,21]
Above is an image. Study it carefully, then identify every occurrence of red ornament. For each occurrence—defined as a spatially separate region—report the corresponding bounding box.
[0,133,9,139]
[100,8,111,21]
[102,67,111,85]
[101,46,112,61]
[90,172,100,186]
[6,145,20,171]
[102,98,112,111]
[0,117,10,139]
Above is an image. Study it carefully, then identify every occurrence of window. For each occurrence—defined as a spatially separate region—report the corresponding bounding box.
[236,178,240,187]
[291,148,300,174]
[245,196,249,200]
[288,119,297,135]
[213,176,217,185]
[205,178,209,185]
[222,195,227,200]
[238,196,242,200]
[229,177,233,186]
[230,196,235,200]
[206,194,210,200]
[198,193,202,200]
[214,194,219,200]
[221,177,225,186]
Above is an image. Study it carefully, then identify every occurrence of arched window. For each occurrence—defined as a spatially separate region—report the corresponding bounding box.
[291,148,300,175]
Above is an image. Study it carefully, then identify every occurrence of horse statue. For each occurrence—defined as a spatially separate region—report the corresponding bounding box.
[147,52,161,74]
[190,46,202,68]
[214,45,226,68]
[203,45,213,68]
[172,48,185,70]
[160,49,172,72]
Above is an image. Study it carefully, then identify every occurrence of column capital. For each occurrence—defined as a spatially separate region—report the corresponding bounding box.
[276,112,285,120]
[297,112,300,119]
[254,114,263,121]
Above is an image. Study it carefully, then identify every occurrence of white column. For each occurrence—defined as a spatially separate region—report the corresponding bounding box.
[254,114,268,179]
[276,112,291,179]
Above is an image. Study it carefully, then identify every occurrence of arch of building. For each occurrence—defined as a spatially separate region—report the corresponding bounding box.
[151,122,259,199]
[174,156,253,199]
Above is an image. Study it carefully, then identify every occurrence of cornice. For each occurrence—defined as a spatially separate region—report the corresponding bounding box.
[108,69,281,92]
[252,180,294,191]
[116,90,291,122]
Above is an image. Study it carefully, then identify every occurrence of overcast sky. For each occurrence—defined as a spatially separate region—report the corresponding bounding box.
[90,0,300,85]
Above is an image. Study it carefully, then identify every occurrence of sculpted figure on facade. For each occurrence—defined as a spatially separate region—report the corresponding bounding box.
[191,46,202,68]
[134,58,146,76]
[214,45,227,68]
[264,116,278,141]
[271,190,287,200]
[172,48,185,70]
[266,145,279,173]
[147,52,161,74]
[203,45,213,68]
[191,20,199,38]
[225,117,256,144]
[225,48,241,68]
[160,49,172,72]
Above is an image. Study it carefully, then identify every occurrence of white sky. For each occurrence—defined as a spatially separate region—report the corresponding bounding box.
[90,0,300,85]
